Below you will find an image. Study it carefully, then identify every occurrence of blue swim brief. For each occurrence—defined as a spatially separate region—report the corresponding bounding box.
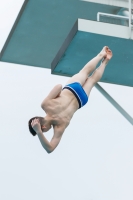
[63,82,88,109]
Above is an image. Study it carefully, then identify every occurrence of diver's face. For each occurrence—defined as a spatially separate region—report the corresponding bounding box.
[41,124,51,132]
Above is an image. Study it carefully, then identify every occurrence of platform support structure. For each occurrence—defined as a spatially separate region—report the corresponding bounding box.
[95,83,133,125]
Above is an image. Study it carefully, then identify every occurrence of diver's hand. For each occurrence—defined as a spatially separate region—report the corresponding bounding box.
[31,118,42,134]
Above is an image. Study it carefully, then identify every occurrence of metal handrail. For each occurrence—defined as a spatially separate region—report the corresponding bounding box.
[97,0,133,39]
[97,12,130,22]
[129,0,132,38]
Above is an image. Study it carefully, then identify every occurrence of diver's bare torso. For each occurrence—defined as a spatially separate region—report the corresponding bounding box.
[42,89,79,128]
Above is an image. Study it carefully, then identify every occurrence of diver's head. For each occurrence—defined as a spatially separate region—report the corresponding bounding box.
[28,116,51,136]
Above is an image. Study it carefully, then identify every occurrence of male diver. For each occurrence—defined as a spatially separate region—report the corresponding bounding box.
[28,46,113,153]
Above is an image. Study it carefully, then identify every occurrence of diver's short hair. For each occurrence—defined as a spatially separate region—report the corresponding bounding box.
[28,116,44,136]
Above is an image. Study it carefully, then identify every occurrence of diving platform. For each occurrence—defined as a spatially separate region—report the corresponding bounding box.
[52,19,133,87]
[0,0,121,68]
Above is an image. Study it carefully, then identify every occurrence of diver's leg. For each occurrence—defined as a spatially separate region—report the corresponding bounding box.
[83,49,113,96]
[66,46,108,86]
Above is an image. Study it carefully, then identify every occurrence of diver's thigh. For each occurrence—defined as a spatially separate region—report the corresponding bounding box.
[65,71,88,86]
[82,77,95,96]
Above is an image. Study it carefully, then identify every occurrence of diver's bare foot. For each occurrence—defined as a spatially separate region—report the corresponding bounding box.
[106,49,113,60]
[102,48,113,64]
[102,49,113,64]
[99,46,108,59]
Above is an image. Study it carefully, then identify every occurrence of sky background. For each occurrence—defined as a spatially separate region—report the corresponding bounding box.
[0,1,133,200]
